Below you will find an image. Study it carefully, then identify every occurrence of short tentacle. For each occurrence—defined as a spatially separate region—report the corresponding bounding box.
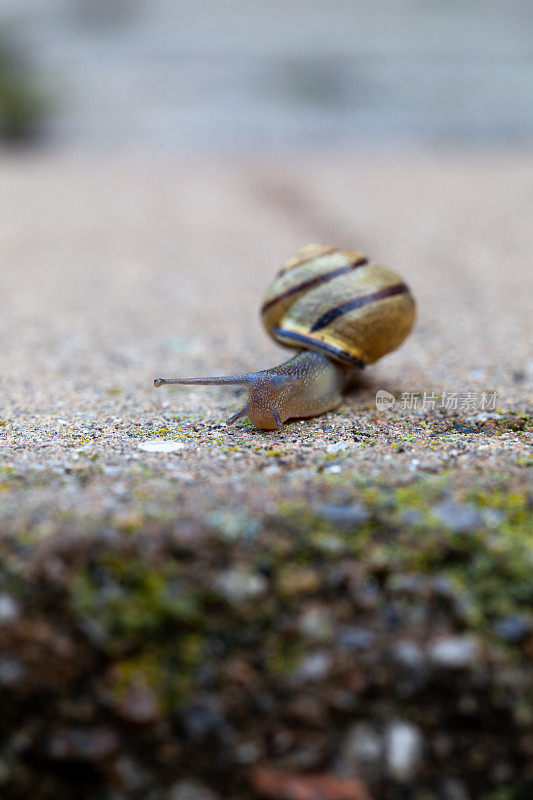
[270,408,282,428]
[226,406,248,426]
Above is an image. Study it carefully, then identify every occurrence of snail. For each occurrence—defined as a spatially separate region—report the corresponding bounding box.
[154,245,416,430]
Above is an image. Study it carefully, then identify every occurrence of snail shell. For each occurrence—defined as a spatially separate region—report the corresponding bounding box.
[261,244,416,367]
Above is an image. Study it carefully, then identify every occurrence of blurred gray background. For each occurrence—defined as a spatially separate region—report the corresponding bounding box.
[1,0,532,152]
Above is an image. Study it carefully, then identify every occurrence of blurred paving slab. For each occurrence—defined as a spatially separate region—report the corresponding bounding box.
[5,0,533,149]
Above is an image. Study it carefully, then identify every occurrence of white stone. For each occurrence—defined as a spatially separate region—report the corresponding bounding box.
[385,721,423,782]
[341,721,382,779]
[168,780,218,800]
[138,439,185,453]
[0,594,20,623]
[324,465,342,474]
[294,651,332,681]
[393,639,425,668]
[326,441,351,454]
[429,636,479,668]
[263,465,281,475]
[215,567,267,605]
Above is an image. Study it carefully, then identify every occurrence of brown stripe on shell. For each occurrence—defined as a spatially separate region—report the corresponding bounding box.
[261,257,368,315]
[310,283,410,333]
[273,327,365,368]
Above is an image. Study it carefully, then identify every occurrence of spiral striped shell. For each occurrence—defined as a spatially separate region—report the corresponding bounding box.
[261,244,416,367]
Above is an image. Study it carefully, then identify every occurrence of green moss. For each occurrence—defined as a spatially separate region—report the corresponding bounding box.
[70,553,203,654]
[110,631,207,711]
[269,477,533,643]
[447,487,533,625]
[0,44,51,142]
[482,785,528,800]
[380,482,533,634]
[392,476,447,509]
[496,411,532,432]
[112,649,166,697]
[270,501,373,562]
[130,464,160,479]
[131,425,196,441]
[240,418,257,432]
[263,633,305,677]
[206,509,261,541]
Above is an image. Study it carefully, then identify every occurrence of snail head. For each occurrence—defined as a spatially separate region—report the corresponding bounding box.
[154,370,291,430]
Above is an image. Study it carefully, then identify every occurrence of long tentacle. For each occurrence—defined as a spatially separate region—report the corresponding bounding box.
[154,374,256,388]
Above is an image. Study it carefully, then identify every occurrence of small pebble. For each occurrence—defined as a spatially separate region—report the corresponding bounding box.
[179,702,228,746]
[435,500,481,531]
[324,464,342,474]
[235,741,261,764]
[326,441,351,454]
[138,439,185,453]
[480,507,505,528]
[315,503,369,529]
[168,779,219,800]
[115,684,160,724]
[494,616,532,644]
[47,727,119,762]
[298,606,335,643]
[115,756,151,793]
[340,721,382,781]
[0,656,26,686]
[393,639,425,668]
[429,636,479,669]
[215,567,267,605]
[442,777,471,800]
[263,464,281,475]
[294,652,332,682]
[385,721,423,782]
[337,627,375,650]
[0,594,20,623]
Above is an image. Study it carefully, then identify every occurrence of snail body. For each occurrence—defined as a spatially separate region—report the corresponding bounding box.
[154,245,416,430]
